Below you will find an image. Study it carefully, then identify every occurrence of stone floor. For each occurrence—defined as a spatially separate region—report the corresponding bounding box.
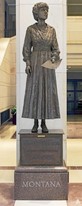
[0,183,82,206]
[0,183,14,206]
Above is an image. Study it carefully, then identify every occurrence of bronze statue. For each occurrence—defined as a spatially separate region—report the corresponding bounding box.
[22,2,60,133]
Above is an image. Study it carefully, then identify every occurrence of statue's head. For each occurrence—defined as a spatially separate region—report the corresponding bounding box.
[32,2,49,21]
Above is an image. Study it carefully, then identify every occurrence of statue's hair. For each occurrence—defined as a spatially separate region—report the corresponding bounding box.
[32,2,49,21]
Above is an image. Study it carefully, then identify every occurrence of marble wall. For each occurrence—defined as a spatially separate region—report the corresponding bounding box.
[0,37,16,117]
[67,17,82,66]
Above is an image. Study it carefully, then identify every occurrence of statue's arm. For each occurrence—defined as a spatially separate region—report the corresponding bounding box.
[22,27,32,74]
[51,28,60,63]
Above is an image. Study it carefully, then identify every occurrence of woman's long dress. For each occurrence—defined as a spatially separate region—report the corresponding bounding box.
[22,23,60,119]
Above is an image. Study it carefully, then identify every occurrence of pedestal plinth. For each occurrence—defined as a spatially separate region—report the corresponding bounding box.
[14,129,69,200]
[19,129,63,166]
[14,166,69,200]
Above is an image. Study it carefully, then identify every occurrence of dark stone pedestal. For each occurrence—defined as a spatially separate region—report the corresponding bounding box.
[14,129,69,200]
[14,166,69,200]
[19,129,63,166]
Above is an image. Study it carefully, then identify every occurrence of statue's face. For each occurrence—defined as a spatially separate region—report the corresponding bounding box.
[38,7,48,20]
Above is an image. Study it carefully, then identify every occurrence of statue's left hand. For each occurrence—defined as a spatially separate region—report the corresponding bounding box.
[51,57,55,63]
[51,55,60,63]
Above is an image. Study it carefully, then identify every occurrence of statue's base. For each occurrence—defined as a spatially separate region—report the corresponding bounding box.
[14,200,67,206]
[19,129,63,166]
[14,165,69,200]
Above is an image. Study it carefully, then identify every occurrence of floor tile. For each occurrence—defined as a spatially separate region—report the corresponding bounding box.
[0,183,14,206]
[68,183,82,201]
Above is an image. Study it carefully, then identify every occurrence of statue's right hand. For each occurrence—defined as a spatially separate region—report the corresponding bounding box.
[25,65,31,74]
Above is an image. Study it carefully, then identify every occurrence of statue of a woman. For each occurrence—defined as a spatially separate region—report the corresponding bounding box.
[22,2,60,133]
